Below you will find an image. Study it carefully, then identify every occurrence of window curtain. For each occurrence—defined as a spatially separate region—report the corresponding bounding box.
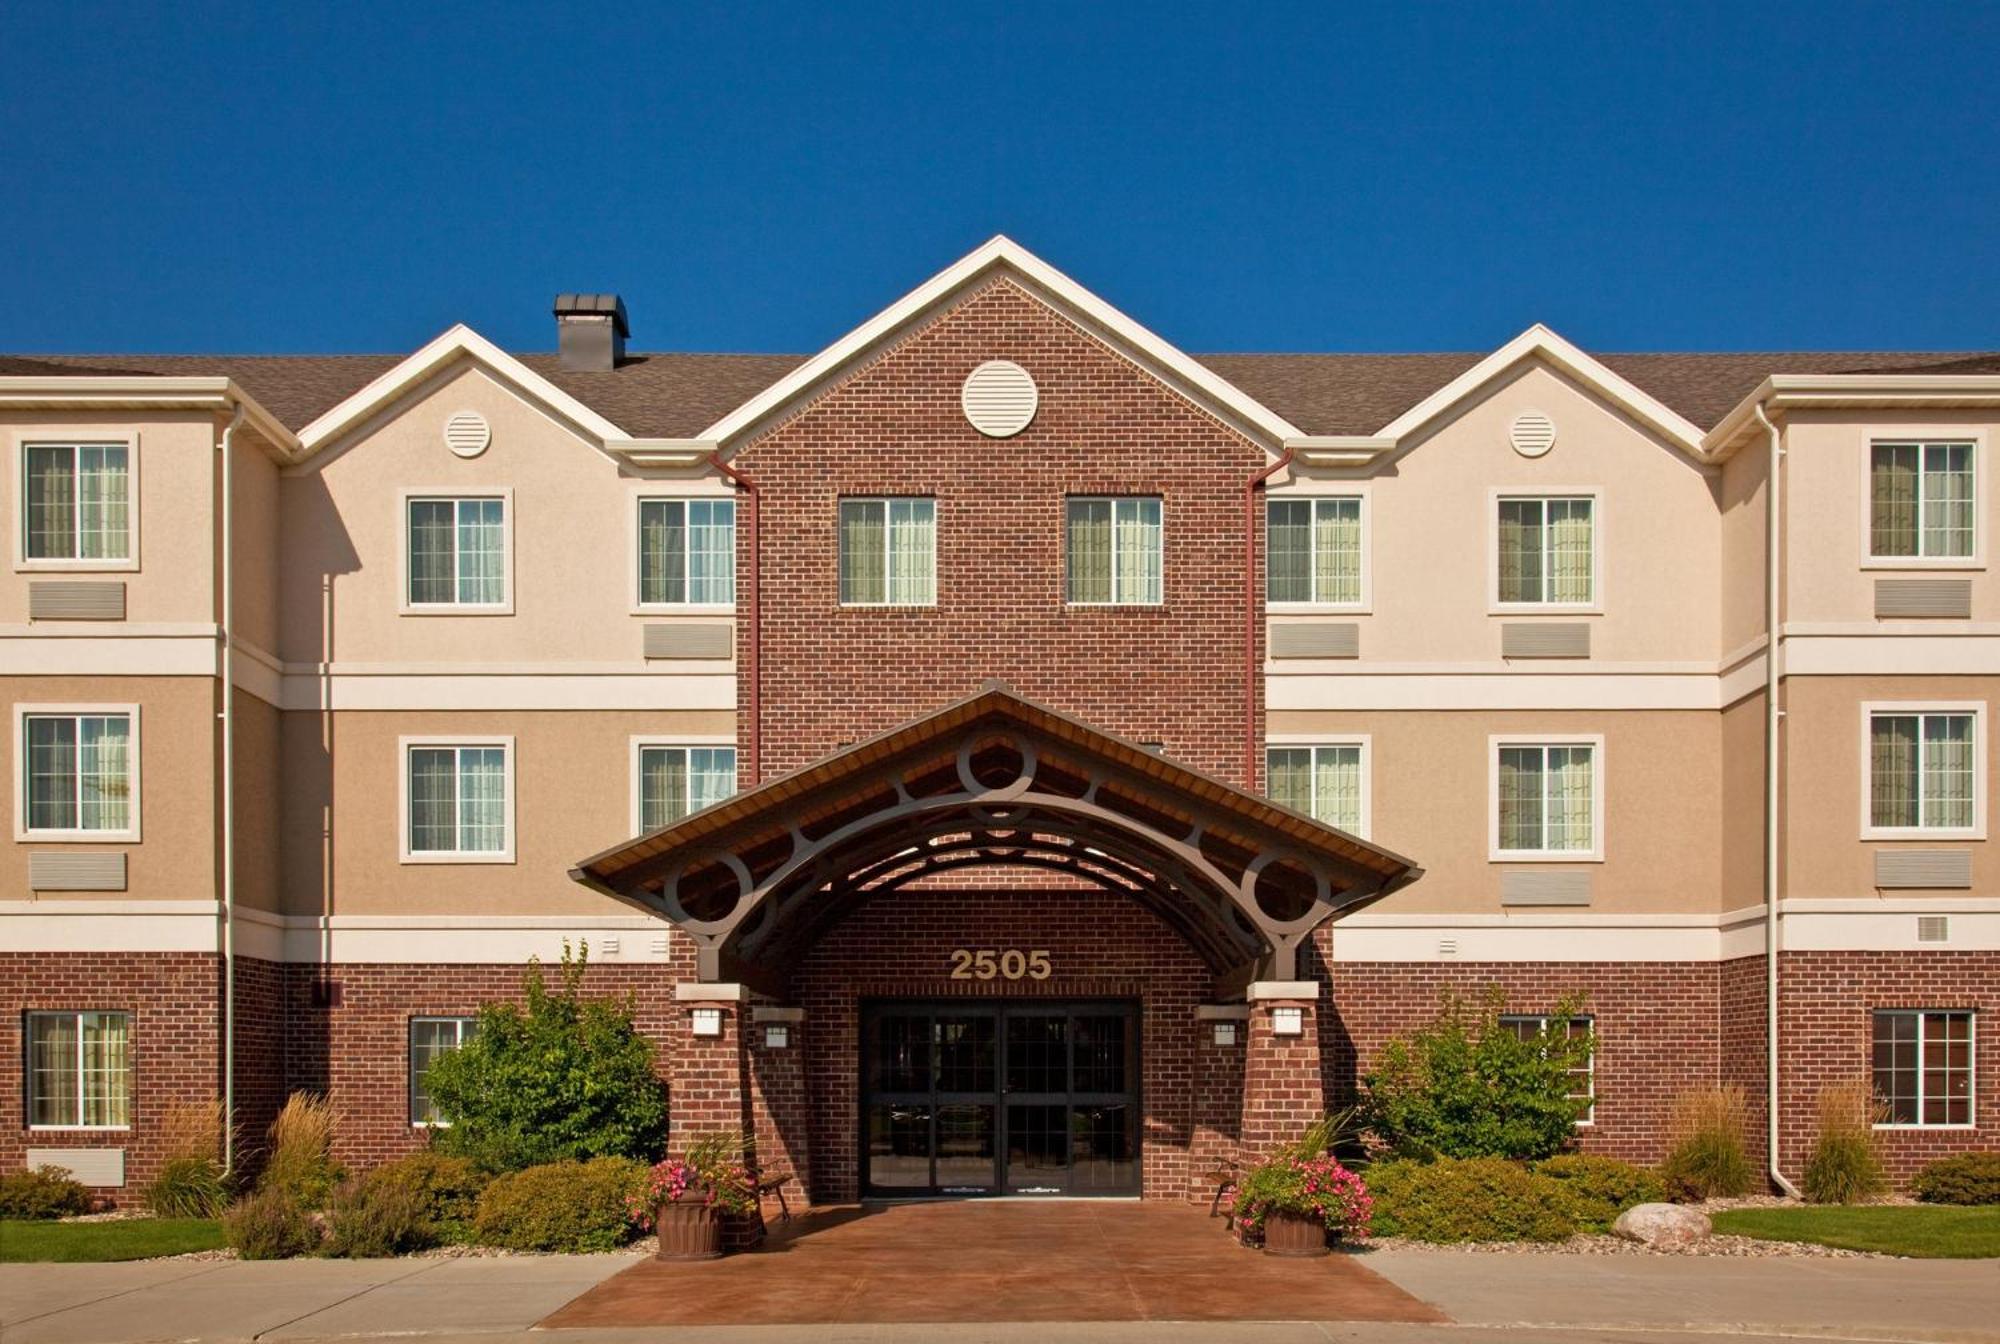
[25,445,76,561]
[28,1013,79,1126]
[25,715,78,830]
[887,499,935,605]
[641,746,690,830]
[457,747,506,852]
[80,1012,130,1127]
[1266,747,1311,813]
[1067,500,1112,603]
[1497,746,1543,851]
[1545,745,1594,850]
[1548,500,1593,603]
[1113,498,1162,604]
[1314,744,1362,831]
[1496,500,1542,603]
[1924,443,1974,558]
[1870,715,1920,828]
[1315,499,1362,604]
[1922,714,1974,829]
[408,747,458,852]
[408,501,457,604]
[1870,444,1920,557]
[638,500,687,604]
[840,501,886,604]
[687,500,735,604]
[690,747,738,812]
[78,714,130,832]
[1266,501,1311,602]
[456,500,505,604]
[77,445,129,561]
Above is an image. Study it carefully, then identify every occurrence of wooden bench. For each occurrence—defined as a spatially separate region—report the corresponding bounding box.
[755,1168,798,1223]
[1205,1160,1240,1225]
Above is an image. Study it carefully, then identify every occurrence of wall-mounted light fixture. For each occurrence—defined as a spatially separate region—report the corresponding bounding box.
[1271,1006,1304,1037]
[1211,1022,1239,1046]
[764,1024,790,1049]
[690,1007,723,1038]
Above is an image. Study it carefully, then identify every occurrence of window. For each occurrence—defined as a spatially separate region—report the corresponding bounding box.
[637,498,734,606]
[1867,708,1980,835]
[27,1011,131,1129]
[1494,739,1600,858]
[1871,441,1974,560]
[406,496,507,608]
[19,709,135,837]
[1873,1010,1973,1127]
[1267,497,1363,606]
[839,498,935,606]
[1496,496,1594,605]
[21,442,131,565]
[409,1016,477,1126]
[635,744,738,831]
[1067,497,1162,605]
[402,739,513,861]
[1267,743,1367,834]
[1499,1014,1595,1123]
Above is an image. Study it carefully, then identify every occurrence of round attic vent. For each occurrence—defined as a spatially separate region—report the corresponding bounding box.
[1509,411,1556,458]
[444,411,491,459]
[961,360,1038,438]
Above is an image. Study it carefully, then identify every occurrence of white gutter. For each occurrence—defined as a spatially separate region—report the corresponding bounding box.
[217,403,244,1175]
[1752,399,1800,1199]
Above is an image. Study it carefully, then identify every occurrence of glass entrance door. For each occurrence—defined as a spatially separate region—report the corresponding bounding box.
[862,1000,1140,1197]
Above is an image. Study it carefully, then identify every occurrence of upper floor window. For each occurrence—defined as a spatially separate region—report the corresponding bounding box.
[839,498,935,606]
[22,442,131,565]
[1867,707,1980,836]
[1067,496,1162,606]
[1871,441,1974,560]
[402,738,513,862]
[1499,1013,1595,1123]
[635,743,738,831]
[1873,1009,1972,1128]
[1493,737,1601,859]
[409,1016,477,1126]
[406,495,508,610]
[27,1010,131,1129]
[638,498,735,606]
[1496,496,1594,606]
[19,708,136,838]
[1267,742,1367,835]
[1267,497,1363,606]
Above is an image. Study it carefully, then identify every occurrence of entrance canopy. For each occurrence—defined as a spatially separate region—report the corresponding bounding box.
[571,684,1421,997]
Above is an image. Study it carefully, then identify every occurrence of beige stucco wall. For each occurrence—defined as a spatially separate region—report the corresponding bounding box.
[231,440,282,656]
[277,363,734,668]
[1717,446,1770,657]
[279,707,735,917]
[1265,707,1722,914]
[233,688,283,914]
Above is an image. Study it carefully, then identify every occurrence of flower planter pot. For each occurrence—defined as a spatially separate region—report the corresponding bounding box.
[655,1198,724,1261]
[1261,1210,1331,1258]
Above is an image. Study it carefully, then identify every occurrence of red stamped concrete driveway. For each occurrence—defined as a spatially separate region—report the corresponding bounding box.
[540,1201,1446,1328]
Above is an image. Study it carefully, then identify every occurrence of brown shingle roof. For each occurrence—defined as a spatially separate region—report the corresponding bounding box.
[5,347,1996,440]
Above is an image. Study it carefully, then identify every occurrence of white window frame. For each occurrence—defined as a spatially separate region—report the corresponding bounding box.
[1264,734,1371,837]
[1488,733,1605,862]
[26,1009,133,1132]
[1498,1012,1596,1125]
[1265,489,1370,613]
[1065,495,1165,607]
[13,703,141,842]
[1488,489,1602,614]
[408,1015,478,1127]
[1861,432,1985,570]
[397,488,514,615]
[398,735,516,864]
[630,491,737,614]
[1860,702,1986,841]
[1872,1009,1976,1131]
[13,433,140,573]
[628,735,738,835]
[837,496,938,608]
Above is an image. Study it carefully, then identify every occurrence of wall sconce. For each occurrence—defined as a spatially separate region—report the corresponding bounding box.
[690,1007,723,1038]
[764,1024,790,1049]
[1271,1006,1304,1037]
[1211,1022,1239,1046]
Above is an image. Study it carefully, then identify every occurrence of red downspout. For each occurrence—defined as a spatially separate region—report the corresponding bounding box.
[709,454,761,785]
[1243,447,1295,790]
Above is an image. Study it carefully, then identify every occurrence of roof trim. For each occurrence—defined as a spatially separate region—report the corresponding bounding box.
[1704,374,2000,460]
[697,235,1306,449]
[0,376,301,461]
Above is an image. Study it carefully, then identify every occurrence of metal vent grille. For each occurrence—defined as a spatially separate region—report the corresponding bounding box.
[443,411,491,458]
[1269,622,1360,659]
[960,360,1038,438]
[1509,411,1557,457]
[28,852,126,892]
[1501,623,1590,658]
[643,622,732,660]
[27,1147,123,1187]
[1917,916,1950,943]
[1499,870,1592,906]
[1875,849,1972,890]
[29,581,126,621]
[1875,579,1971,619]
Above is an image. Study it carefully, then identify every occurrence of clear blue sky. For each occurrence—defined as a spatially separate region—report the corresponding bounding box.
[2,2,1995,356]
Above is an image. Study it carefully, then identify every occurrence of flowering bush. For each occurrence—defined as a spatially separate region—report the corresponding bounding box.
[1232,1154,1372,1241]
[627,1132,757,1229]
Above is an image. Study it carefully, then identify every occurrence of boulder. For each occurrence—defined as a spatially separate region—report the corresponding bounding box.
[1612,1202,1711,1250]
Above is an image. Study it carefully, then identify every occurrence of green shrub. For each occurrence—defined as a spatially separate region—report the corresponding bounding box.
[1659,1087,1756,1201]
[359,1151,489,1243]
[1366,1157,1576,1242]
[1535,1154,1664,1231]
[260,1093,344,1207]
[424,947,668,1171]
[323,1173,433,1258]
[147,1156,231,1219]
[471,1157,647,1252]
[1361,988,1594,1160]
[1912,1153,2000,1206]
[1802,1082,1886,1205]
[0,1165,91,1219]
[223,1187,320,1260]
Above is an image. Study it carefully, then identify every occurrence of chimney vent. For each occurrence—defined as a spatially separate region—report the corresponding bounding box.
[553,293,629,372]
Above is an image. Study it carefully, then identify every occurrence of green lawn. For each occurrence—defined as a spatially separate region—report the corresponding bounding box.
[1711,1205,2000,1258]
[0,1218,226,1262]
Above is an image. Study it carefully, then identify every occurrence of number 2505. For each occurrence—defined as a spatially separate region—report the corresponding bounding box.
[948,948,1052,981]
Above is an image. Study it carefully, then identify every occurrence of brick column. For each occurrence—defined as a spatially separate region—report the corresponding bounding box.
[747,1006,812,1218]
[1239,982,1325,1159]
[667,986,763,1248]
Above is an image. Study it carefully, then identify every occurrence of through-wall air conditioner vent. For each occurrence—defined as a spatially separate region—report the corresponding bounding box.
[444,411,491,459]
[961,360,1038,438]
[1917,916,1950,944]
[1437,938,1459,957]
[1509,411,1556,458]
